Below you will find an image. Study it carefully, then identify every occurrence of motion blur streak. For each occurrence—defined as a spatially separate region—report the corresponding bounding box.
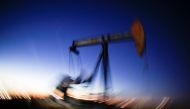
[67,88,100,101]
[51,88,64,99]
[0,86,49,100]
[0,86,11,100]
[156,97,170,109]
[120,97,136,108]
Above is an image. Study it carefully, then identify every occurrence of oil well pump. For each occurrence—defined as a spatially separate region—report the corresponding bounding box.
[49,20,170,109]
[69,20,146,95]
[54,19,146,101]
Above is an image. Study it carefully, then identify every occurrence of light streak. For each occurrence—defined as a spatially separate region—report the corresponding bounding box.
[156,97,170,109]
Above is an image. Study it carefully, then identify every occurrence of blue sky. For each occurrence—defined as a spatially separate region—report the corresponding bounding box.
[0,0,190,97]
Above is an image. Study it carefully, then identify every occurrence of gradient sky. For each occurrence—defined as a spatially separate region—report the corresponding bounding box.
[0,0,190,97]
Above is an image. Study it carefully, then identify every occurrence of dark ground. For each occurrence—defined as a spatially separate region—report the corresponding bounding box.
[0,98,117,109]
[0,97,190,109]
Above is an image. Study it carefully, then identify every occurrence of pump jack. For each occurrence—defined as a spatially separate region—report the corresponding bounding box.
[69,20,146,95]
[49,20,171,109]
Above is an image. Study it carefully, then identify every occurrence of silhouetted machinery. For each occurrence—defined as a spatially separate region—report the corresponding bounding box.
[55,19,146,100]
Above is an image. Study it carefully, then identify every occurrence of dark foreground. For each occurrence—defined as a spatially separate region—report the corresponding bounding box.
[0,98,117,109]
[0,97,190,109]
